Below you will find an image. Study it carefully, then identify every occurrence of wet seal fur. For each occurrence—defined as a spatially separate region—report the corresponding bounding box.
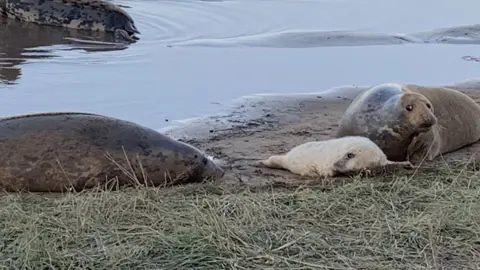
[336,83,437,162]
[401,84,480,163]
[260,136,413,178]
[0,0,140,43]
[0,112,224,192]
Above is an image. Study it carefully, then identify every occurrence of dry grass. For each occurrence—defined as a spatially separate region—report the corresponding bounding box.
[0,161,479,270]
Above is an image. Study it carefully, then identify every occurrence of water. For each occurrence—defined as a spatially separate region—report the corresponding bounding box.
[1,0,480,130]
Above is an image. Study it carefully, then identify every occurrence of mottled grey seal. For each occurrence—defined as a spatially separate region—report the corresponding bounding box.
[335,83,437,162]
[401,84,480,163]
[0,112,224,192]
[260,136,413,178]
[0,0,140,43]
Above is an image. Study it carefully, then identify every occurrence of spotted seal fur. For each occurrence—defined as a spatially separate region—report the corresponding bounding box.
[260,136,413,178]
[335,83,437,162]
[0,112,224,192]
[0,0,140,43]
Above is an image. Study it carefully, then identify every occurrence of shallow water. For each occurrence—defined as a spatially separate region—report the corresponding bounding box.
[1,0,480,130]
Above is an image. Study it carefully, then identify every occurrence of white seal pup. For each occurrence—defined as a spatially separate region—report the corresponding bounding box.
[260,136,413,177]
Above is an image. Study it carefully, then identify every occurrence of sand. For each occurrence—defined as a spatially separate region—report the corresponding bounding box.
[162,79,480,187]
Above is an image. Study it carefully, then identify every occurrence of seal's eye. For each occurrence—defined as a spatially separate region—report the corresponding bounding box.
[346,153,355,159]
[405,105,413,111]
[426,103,431,109]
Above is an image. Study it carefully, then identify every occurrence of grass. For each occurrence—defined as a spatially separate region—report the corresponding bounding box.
[0,161,479,269]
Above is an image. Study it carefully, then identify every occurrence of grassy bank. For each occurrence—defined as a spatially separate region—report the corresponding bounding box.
[0,161,479,269]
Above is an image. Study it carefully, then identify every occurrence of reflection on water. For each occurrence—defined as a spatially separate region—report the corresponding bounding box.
[0,17,129,84]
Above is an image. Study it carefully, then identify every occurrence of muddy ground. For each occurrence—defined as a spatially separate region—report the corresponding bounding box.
[168,80,480,187]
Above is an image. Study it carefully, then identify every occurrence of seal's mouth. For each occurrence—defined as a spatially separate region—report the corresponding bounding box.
[125,22,141,42]
[128,31,140,41]
[115,29,140,43]
[417,123,435,133]
[332,161,345,174]
[416,126,430,133]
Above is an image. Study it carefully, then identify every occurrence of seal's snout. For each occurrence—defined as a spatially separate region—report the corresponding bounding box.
[125,20,140,34]
[425,113,437,126]
[114,29,139,43]
[113,17,141,43]
[417,114,437,131]
[124,21,140,41]
[201,156,226,181]
[332,159,345,174]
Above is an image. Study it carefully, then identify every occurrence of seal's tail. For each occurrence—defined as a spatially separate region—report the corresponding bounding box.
[260,155,285,169]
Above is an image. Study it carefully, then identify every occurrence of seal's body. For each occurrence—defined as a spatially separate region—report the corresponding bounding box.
[0,112,224,192]
[336,83,437,162]
[260,136,412,178]
[0,0,140,43]
[403,84,480,163]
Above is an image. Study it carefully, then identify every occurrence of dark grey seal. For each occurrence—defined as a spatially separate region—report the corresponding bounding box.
[335,83,437,162]
[0,0,140,43]
[0,112,225,192]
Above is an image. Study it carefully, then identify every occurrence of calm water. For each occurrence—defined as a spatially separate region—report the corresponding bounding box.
[1,0,480,130]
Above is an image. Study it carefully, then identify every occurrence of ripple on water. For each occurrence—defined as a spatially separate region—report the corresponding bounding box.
[1,0,286,82]
[118,0,281,46]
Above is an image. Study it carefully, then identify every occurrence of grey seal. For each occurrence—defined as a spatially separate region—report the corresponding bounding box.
[335,83,437,162]
[401,84,480,163]
[0,112,224,192]
[0,0,140,43]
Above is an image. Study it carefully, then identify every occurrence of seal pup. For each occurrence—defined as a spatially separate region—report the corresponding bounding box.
[335,83,437,162]
[260,136,413,178]
[401,84,480,163]
[0,0,140,43]
[0,112,224,192]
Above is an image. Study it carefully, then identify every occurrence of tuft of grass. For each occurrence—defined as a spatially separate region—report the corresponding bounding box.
[0,162,479,269]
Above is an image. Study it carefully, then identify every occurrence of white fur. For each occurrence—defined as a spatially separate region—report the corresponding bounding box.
[261,136,399,177]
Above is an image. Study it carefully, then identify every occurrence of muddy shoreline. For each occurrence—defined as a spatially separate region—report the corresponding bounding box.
[161,79,480,187]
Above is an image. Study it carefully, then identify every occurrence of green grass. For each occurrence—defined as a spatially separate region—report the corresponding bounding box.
[0,161,479,269]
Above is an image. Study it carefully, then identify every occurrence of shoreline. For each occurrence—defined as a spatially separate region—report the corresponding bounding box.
[159,78,480,187]
[159,77,480,142]
[158,84,370,142]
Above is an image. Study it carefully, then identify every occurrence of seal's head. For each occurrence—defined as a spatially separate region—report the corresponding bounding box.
[332,137,388,174]
[113,19,140,43]
[399,92,437,133]
[176,143,225,183]
[111,10,141,43]
[194,154,226,182]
